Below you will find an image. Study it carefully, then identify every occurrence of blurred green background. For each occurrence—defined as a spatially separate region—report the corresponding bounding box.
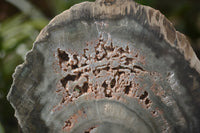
[0,0,199,132]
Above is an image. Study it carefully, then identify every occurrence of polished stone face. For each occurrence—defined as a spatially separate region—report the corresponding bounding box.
[7,0,200,133]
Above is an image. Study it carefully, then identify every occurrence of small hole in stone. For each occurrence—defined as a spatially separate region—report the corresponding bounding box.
[57,49,69,62]
[93,69,100,75]
[118,47,125,54]
[71,64,78,69]
[110,79,116,88]
[81,63,87,67]
[82,82,89,93]
[105,66,110,71]
[139,91,148,100]
[116,71,124,76]
[61,98,65,103]
[145,98,150,105]
[102,81,108,89]
[74,85,81,93]
[64,120,71,127]
[84,126,96,133]
[103,82,112,97]
[60,74,77,87]
[105,89,112,97]
[152,111,156,115]
[125,58,133,65]
[112,53,119,57]
[73,54,78,60]
[124,85,131,94]
[77,72,82,79]
[133,65,145,71]
[105,44,114,51]
[105,93,112,97]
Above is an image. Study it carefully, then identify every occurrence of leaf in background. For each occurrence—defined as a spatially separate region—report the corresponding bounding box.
[6,0,47,19]
[0,14,25,32]
[3,53,22,76]
[0,123,5,133]
[65,0,95,9]
[0,14,48,55]
[134,0,155,6]
[49,0,95,15]
[25,18,48,30]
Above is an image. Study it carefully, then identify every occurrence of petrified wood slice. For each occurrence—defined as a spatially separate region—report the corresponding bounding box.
[7,0,200,133]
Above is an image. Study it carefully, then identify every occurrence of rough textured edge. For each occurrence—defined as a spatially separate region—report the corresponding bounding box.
[7,42,46,132]
[7,0,200,131]
[35,0,200,74]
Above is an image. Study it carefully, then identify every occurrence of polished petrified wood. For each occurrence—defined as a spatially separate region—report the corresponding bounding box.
[7,0,200,133]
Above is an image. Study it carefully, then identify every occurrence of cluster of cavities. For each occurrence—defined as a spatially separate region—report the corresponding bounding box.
[56,34,150,107]
[55,34,171,133]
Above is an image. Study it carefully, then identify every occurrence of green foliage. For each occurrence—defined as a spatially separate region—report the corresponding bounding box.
[135,0,156,6]
[49,0,95,15]
[0,14,48,82]
[0,123,5,133]
[0,13,48,133]
[65,0,95,9]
